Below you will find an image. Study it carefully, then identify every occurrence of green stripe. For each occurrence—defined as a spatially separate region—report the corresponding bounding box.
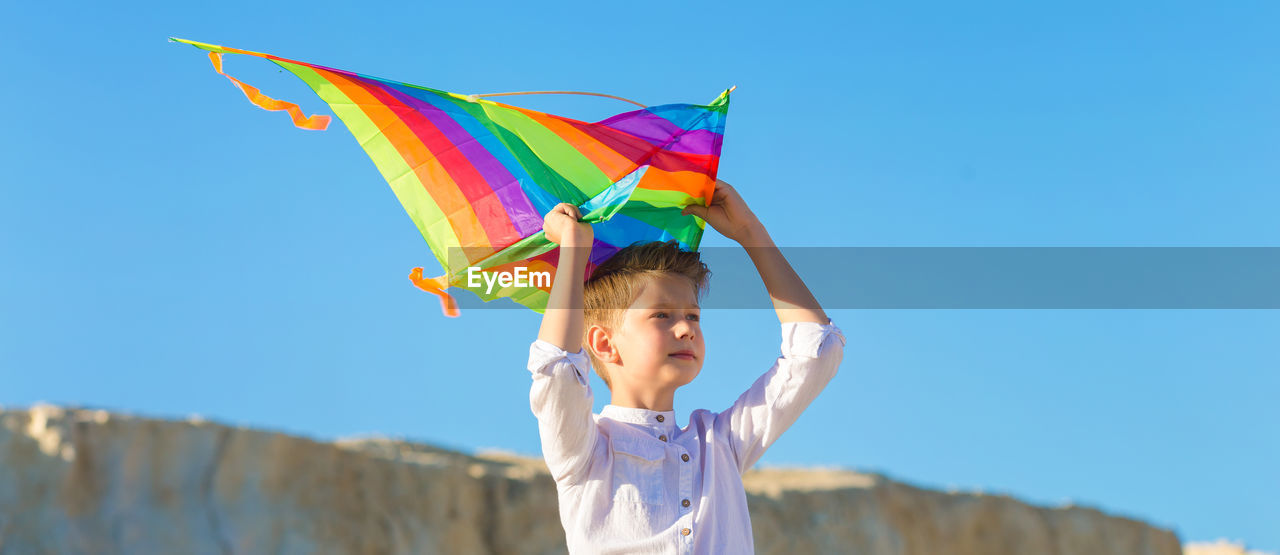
[704,88,732,112]
[510,287,551,313]
[476,102,613,197]
[434,95,589,206]
[618,203,705,247]
[627,188,706,208]
[445,232,556,282]
[170,37,229,53]
[277,61,462,269]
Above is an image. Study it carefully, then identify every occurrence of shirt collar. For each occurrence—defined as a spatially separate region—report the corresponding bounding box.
[601,405,676,429]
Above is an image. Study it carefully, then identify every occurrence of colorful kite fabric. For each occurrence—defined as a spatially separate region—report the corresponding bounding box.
[173,37,730,316]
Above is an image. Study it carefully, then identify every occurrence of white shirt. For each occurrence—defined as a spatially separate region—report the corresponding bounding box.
[527,321,846,554]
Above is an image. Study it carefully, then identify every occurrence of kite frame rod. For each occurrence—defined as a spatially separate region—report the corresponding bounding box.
[468,90,648,108]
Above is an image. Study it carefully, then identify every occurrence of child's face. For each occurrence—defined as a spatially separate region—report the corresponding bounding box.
[610,273,705,389]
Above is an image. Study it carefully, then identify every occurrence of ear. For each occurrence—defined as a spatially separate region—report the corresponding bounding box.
[586,324,621,364]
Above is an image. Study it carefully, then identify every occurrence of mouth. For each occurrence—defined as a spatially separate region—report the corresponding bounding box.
[669,350,696,360]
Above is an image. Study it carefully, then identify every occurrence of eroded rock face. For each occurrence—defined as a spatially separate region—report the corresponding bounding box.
[0,405,1183,554]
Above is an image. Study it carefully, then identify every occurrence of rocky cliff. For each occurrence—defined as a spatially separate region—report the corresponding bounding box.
[0,405,1186,554]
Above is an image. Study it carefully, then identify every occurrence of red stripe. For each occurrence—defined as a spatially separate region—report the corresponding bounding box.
[560,118,718,175]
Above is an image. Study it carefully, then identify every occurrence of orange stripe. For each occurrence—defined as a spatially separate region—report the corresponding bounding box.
[636,167,716,198]
[313,67,492,252]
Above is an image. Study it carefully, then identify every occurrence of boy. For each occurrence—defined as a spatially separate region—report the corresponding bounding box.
[528,181,845,553]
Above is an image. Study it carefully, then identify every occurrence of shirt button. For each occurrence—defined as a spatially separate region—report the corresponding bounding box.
[656,415,665,422]
[659,434,668,442]
[682,499,691,508]
[681,453,690,462]
[681,528,691,536]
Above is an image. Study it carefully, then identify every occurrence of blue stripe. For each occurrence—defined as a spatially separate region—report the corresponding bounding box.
[646,104,728,136]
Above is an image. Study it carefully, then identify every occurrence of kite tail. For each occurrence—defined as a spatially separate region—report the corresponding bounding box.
[409,268,461,318]
[205,51,331,130]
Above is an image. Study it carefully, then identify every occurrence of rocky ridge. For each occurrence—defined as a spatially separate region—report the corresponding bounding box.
[0,405,1191,554]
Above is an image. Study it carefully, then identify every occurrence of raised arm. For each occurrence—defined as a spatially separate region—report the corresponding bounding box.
[538,203,594,349]
[682,180,829,324]
[685,180,844,472]
[529,203,600,483]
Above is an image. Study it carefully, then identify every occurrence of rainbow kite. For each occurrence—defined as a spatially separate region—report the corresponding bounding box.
[172,38,730,316]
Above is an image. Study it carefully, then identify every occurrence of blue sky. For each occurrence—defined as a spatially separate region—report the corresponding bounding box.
[2,0,1277,550]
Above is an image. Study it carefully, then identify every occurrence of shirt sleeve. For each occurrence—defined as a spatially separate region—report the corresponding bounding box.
[528,339,601,483]
[717,320,847,473]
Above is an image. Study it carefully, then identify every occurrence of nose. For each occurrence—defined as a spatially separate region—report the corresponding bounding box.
[675,317,697,340]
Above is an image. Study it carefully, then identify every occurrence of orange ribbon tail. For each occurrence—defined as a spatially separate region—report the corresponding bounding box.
[207,52,331,130]
[409,268,460,318]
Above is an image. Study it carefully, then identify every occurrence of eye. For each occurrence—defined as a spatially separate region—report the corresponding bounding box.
[652,312,668,319]
[687,313,700,322]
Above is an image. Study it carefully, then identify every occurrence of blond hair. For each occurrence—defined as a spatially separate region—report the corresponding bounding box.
[583,241,711,389]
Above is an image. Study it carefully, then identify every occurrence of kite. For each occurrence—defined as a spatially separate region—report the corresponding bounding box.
[172,38,730,316]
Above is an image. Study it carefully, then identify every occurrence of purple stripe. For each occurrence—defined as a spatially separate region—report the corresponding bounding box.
[597,111,722,155]
[376,83,543,237]
[664,129,720,155]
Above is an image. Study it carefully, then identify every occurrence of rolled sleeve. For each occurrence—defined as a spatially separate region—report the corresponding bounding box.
[527,340,599,483]
[528,339,593,384]
[719,320,846,473]
[780,320,848,358]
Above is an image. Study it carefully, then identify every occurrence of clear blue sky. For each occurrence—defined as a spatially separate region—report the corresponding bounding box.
[2,0,1276,550]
